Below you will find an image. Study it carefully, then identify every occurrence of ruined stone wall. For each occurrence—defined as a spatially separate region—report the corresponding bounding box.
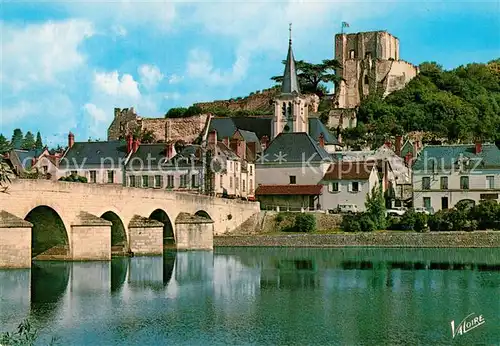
[165,114,210,143]
[195,88,279,113]
[377,60,418,96]
[141,118,168,142]
[108,107,141,140]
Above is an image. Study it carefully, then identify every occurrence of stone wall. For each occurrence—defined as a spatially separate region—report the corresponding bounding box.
[165,114,210,143]
[176,214,214,250]
[71,225,111,260]
[0,226,31,268]
[129,216,164,255]
[214,231,500,248]
[195,88,279,113]
[141,118,168,142]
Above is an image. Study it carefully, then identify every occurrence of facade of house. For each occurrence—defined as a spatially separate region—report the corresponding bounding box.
[255,132,331,210]
[59,132,131,184]
[320,161,379,212]
[124,130,255,199]
[412,143,500,212]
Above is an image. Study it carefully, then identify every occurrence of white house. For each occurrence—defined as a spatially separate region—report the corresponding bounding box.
[58,132,131,184]
[320,161,380,212]
[412,142,500,212]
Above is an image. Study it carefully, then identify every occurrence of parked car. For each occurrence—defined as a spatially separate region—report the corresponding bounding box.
[386,207,408,216]
[337,204,359,214]
[414,207,431,215]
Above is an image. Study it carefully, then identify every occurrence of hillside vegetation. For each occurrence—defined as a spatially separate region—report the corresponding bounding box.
[346,60,500,146]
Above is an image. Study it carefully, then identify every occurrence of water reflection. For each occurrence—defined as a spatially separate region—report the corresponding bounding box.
[0,248,499,345]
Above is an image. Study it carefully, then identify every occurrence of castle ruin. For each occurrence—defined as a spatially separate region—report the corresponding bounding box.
[329,31,418,129]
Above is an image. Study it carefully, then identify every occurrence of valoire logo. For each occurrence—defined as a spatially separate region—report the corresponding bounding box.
[451,313,485,339]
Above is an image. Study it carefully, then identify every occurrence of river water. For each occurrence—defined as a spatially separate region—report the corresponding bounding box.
[0,247,499,345]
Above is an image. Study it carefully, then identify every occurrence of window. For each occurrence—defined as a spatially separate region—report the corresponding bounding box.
[191,174,198,188]
[487,176,495,189]
[289,176,296,184]
[349,50,355,59]
[235,177,239,189]
[167,175,174,188]
[155,175,162,188]
[142,175,149,188]
[249,179,253,193]
[242,179,246,192]
[250,165,253,176]
[422,177,431,190]
[180,174,188,188]
[364,75,369,85]
[351,182,359,192]
[89,171,97,183]
[71,170,77,175]
[220,175,223,188]
[229,161,233,171]
[129,175,136,187]
[441,197,449,210]
[440,177,448,190]
[107,170,114,184]
[328,182,339,193]
[460,176,469,190]
[423,197,431,209]
[230,176,233,188]
[42,166,48,174]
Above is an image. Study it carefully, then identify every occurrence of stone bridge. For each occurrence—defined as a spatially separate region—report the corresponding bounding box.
[0,179,260,268]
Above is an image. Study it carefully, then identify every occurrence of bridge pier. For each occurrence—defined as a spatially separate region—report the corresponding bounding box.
[128,215,163,256]
[175,213,214,251]
[71,212,112,261]
[0,211,32,268]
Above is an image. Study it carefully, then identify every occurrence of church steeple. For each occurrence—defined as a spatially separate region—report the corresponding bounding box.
[281,23,300,95]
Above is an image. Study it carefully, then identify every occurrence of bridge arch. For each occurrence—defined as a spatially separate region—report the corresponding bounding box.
[25,205,69,259]
[194,210,212,220]
[149,209,175,245]
[100,211,128,251]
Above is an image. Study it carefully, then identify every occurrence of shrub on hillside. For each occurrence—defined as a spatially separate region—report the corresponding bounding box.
[294,213,316,233]
[59,174,87,183]
[398,209,429,232]
[341,213,375,232]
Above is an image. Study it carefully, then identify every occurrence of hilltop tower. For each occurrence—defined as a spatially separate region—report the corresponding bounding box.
[272,24,310,139]
[330,30,418,129]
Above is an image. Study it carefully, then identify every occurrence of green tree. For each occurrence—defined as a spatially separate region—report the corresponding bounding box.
[0,157,13,192]
[294,213,316,232]
[35,132,43,149]
[271,59,341,96]
[22,131,36,150]
[165,107,187,118]
[11,129,23,150]
[365,185,386,230]
[0,134,12,154]
[184,105,203,117]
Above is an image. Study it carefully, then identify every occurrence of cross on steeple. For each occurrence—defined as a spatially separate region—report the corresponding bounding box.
[289,23,292,44]
[281,23,300,94]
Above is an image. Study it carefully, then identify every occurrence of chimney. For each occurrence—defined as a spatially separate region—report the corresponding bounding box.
[405,152,414,166]
[384,139,392,148]
[261,136,269,150]
[68,132,75,149]
[247,142,257,159]
[126,134,133,154]
[132,138,140,153]
[318,133,325,148]
[237,139,246,160]
[166,142,174,160]
[395,135,402,156]
[208,129,217,146]
[475,140,482,154]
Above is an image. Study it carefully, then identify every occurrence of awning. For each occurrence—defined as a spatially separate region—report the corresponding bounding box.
[256,184,323,196]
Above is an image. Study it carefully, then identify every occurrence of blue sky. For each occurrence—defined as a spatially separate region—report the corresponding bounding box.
[1,0,499,146]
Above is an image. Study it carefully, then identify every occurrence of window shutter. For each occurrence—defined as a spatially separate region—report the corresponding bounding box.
[348,183,352,192]
[328,183,333,193]
[149,175,154,188]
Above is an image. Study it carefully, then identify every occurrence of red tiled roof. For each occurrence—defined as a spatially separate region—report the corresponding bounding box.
[256,184,323,196]
[322,161,375,180]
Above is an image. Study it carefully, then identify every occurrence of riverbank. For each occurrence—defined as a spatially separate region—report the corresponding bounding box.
[214,231,500,248]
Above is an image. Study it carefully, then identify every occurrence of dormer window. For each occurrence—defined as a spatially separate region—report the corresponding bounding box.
[349,50,355,59]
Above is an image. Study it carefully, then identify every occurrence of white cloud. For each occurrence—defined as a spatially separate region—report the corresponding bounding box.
[164,92,181,100]
[186,49,248,86]
[93,71,141,99]
[168,74,184,84]
[1,19,94,90]
[83,103,107,123]
[138,64,164,89]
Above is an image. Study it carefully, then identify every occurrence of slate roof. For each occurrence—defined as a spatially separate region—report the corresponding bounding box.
[126,144,167,169]
[308,118,339,145]
[62,141,128,169]
[13,149,44,169]
[412,144,500,171]
[260,132,330,164]
[256,184,322,195]
[209,118,238,139]
[322,162,376,181]
[237,129,260,143]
